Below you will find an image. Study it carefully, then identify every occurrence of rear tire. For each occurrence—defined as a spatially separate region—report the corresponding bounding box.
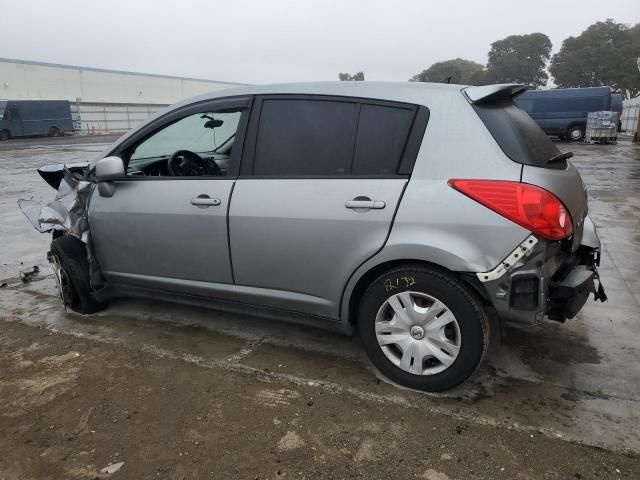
[0,129,10,141]
[49,235,105,314]
[566,125,585,142]
[357,265,489,392]
[48,126,61,137]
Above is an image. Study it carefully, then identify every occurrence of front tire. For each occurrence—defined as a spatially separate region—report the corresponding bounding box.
[357,265,489,392]
[49,235,105,314]
[0,129,10,141]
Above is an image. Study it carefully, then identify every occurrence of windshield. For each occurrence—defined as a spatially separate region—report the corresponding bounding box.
[473,99,565,170]
[130,110,241,161]
[0,101,6,120]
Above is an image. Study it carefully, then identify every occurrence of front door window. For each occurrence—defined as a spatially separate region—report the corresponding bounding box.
[127,110,243,177]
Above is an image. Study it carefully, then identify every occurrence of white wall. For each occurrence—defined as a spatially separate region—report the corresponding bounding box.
[0,59,243,104]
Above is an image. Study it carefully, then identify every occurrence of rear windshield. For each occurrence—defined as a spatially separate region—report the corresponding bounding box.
[473,99,565,169]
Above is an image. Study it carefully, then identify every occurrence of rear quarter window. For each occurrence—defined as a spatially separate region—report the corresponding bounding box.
[352,104,415,176]
[473,99,564,170]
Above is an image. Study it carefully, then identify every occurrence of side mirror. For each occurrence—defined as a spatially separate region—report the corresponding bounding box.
[95,156,124,182]
[95,156,124,197]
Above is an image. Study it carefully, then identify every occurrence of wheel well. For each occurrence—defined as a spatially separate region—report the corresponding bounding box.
[346,259,492,327]
[566,122,585,133]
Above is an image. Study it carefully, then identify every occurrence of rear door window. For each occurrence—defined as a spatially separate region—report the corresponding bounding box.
[250,97,424,177]
[473,99,564,169]
[253,99,357,176]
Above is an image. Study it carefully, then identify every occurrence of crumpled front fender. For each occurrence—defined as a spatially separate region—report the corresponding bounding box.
[18,168,93,243]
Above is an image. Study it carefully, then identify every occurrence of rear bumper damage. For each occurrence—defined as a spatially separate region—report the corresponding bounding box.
[478,216,607,325]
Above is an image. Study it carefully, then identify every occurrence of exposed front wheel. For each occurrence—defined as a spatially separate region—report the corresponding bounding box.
[566,125,585,142]
[0,129,10,141]
[49,235,105,314]
[357,266,489,391]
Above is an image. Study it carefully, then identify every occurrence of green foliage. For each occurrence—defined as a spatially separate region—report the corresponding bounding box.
[409,58,486,85]
[550,20,640,98]
[338,72,365,81]
[486,33,552,87]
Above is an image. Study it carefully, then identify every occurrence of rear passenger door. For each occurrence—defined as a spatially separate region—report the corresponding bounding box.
[229,95,427,319]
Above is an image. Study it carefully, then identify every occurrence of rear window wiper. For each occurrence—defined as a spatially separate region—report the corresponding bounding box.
[548,151,573,164]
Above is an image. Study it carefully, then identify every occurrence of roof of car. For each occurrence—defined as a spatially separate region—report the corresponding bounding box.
[178,81,468,108]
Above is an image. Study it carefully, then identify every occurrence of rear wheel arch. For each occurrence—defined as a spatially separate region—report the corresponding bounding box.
[0,129,10,141]
[345,259,491,328]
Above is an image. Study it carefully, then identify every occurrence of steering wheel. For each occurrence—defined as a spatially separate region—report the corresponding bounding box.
[167,150,222,176]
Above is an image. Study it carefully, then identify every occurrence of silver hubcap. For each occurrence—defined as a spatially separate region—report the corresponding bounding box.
[570,129,582,140]
[375,291,461,375]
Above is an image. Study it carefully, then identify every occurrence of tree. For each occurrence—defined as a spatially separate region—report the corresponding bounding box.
[409,58,486,85]
[486,33,552,87]
[550,20,640,98]
[338,72,365,81]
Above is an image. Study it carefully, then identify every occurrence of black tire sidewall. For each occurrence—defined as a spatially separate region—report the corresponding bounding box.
[50,235,101,314]
[357,267,488,391]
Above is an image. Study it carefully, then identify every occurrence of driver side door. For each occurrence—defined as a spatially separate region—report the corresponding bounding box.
[88,97,250,297]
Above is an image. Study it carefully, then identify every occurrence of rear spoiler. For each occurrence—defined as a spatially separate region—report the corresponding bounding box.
[463,84,527,104]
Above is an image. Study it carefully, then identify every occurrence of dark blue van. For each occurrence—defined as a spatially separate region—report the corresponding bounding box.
[0,100,73,141]
[516,87,612,141]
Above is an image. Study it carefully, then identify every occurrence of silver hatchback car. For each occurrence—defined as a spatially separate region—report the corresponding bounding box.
[20,82,606,391]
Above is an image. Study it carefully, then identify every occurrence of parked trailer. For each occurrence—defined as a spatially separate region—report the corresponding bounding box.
[516,87,612,141]
[0,100,73,140]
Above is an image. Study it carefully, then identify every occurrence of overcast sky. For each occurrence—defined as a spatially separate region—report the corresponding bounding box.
[1,0,637,84]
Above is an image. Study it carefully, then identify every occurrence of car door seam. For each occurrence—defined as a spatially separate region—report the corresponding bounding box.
[227,180,236,284]
[338,179,409,320]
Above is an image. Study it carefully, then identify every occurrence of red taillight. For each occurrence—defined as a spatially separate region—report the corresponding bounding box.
[448,179,573,241]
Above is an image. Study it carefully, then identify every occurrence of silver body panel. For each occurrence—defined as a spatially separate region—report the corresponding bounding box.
[22,81,599,330]
[229,179,406,318]
[88,179,235,287]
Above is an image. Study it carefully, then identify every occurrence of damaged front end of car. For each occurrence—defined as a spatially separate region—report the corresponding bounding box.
[17,162,107,297]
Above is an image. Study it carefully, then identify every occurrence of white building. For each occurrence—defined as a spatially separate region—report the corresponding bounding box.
[0,58,246,133]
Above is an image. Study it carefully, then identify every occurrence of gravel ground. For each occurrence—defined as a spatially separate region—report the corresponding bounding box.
[1,320,638,480]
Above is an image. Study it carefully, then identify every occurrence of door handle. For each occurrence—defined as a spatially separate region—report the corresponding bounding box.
[191,195,221,208]
[345,197,386,210]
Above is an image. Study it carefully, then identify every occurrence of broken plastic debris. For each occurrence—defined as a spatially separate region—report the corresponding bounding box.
[100,462,124,474]
[20,266,40,283]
